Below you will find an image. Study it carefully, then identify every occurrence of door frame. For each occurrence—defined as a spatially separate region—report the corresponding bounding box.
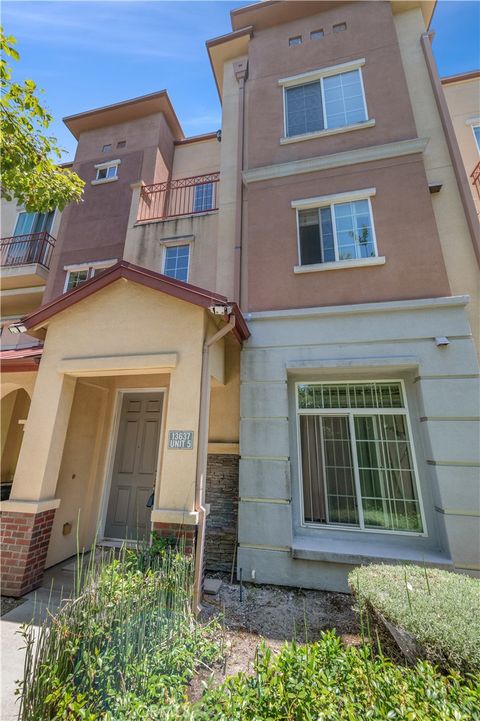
[98,387,168,542]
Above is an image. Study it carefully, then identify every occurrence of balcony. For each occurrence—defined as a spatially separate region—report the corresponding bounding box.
[137,172,219,223]
[471,160,480,200]
[0,232,55,291]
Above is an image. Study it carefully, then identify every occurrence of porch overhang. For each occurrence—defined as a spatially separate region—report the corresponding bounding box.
[19,261,250,344]
[0,345,43,373]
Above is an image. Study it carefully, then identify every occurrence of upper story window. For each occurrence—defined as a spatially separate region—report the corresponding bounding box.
[310,29,324,40]
[117,140,127,149]
[292,188,385,273]
[193,182,214,213]
[102,144,112,153]
[163,244,190,283]
[289,35,302,46]
[64,259,117,292]
[472,124,480,152]
[92,159,121,185]
[279,59,371,142]
[297,380,425,534]
[13,211,54,236]
[333,22,347,33]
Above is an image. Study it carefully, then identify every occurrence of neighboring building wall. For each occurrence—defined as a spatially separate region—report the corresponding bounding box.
[44,112,176,303]
[442,73,480,214]
[239,298,480,591]
[394,8,480,351]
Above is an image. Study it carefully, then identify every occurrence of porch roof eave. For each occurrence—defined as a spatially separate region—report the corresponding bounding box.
[18,261,250,343]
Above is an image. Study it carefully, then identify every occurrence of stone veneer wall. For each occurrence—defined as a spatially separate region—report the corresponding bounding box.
[1,509,56,596]
[205,453,239,572]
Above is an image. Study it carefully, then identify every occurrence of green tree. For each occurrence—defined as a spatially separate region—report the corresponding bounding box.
[1,28,84,212]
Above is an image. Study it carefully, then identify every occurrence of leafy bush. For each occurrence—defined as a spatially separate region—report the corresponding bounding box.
[192,632,479,721]
[349,564,480,674]
[18,548,222,720]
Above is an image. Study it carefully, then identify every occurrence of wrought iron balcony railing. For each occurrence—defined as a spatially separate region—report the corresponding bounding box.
[0,232,55,270]
[137,172,219,222]
[471,159,480,200]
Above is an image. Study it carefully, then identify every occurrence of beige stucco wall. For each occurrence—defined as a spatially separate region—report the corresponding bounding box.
[5,279,241,566]
[394,8,480,351]
[1,388,30,484]
[442,77,480,214]
[209,340,240,444]
[172,137,220,178]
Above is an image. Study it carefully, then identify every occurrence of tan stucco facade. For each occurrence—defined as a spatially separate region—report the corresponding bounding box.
[1,277,240,569]
[442,74,480,214]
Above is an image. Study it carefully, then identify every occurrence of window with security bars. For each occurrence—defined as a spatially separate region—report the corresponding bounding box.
[297,382,424,533]
[193,183,214,212]
[284,68,367,137]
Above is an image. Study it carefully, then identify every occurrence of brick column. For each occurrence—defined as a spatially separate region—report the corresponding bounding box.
[152,522,197,555]
[1,509,56,597]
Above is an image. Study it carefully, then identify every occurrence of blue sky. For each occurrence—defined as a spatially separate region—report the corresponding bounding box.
[3,0,479,162]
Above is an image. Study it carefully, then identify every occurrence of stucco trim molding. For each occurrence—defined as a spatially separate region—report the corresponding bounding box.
[294,257,385,274]
[245,295,470,322]
[207,442,240,455]
[243,137,429,184]
[0,498,61,514]
[57,352,178,377]
[278,58,366,87]
[151,509,199,525]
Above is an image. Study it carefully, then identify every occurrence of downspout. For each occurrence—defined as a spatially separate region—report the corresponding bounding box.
[233,59,248,306]
[193,314,236,613]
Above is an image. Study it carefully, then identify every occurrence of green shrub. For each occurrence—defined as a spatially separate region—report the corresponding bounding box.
[18,548,222,720]
[349,564,480,674]
[192,632,480,721]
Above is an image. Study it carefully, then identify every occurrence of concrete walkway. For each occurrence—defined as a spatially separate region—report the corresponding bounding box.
[1,563,77,720]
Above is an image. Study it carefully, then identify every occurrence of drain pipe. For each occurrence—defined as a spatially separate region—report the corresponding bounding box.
[193,314,236,613]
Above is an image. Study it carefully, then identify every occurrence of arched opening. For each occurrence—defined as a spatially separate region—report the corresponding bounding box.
[1,388,31,500]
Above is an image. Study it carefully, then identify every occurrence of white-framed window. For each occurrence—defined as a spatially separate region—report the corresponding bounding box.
[193,183,214,213]
[64,259,117,293]
[13,211,54,236]
[279,59,370,140]
[472,124,480,152]
[293,189,381,270]
[92,159,121,184]
[162,244,190,282]
[296,380,425,535]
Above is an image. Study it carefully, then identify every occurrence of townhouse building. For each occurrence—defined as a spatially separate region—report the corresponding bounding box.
[441,70,480,215]
[1,0,479,598]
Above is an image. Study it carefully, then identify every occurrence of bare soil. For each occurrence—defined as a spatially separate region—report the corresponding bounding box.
[191,575,366,700]
[0,595,25,617]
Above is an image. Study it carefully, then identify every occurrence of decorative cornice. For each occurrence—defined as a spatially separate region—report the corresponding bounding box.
[243,137,429,185]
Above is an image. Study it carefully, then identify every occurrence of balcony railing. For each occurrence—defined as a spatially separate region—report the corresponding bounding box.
[471,160,480,199]
[137,172,219,223]
[0,232,55,270]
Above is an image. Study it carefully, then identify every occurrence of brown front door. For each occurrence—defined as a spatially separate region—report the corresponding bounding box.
[104,392,163,540]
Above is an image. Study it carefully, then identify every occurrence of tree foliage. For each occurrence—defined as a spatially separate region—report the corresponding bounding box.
[1,28,84,212]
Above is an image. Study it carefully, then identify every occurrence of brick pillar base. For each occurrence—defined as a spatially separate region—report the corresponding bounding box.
[205,454,239,572]
[152,522,197,555]
[1,509,55,597]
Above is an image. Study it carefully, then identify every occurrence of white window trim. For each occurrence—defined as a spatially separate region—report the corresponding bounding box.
[293,189,379,270]
[295,379,427,537]
[278,58,366,87]
[471,123,480,152]
[92,159,121,185]
[280,58,371,143]
[63,259,117,292]
[162,242,191,282]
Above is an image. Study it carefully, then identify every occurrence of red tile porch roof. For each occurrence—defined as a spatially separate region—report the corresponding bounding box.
[0,345,43,372]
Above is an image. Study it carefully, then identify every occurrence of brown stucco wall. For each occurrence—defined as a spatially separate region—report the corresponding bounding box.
[245,1,418,169]
[44,112,176,303]
[245,154,451,311]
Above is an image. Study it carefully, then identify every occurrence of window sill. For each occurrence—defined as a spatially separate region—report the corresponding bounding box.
[91,177,118,186]
[294,256,385,274]
[280,118,376,145]
[292,536,452,567]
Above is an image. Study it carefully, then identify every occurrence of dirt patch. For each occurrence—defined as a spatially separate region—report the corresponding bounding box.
[0,595,25,617]
[202,575,359,643]
[189,575,363,700]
